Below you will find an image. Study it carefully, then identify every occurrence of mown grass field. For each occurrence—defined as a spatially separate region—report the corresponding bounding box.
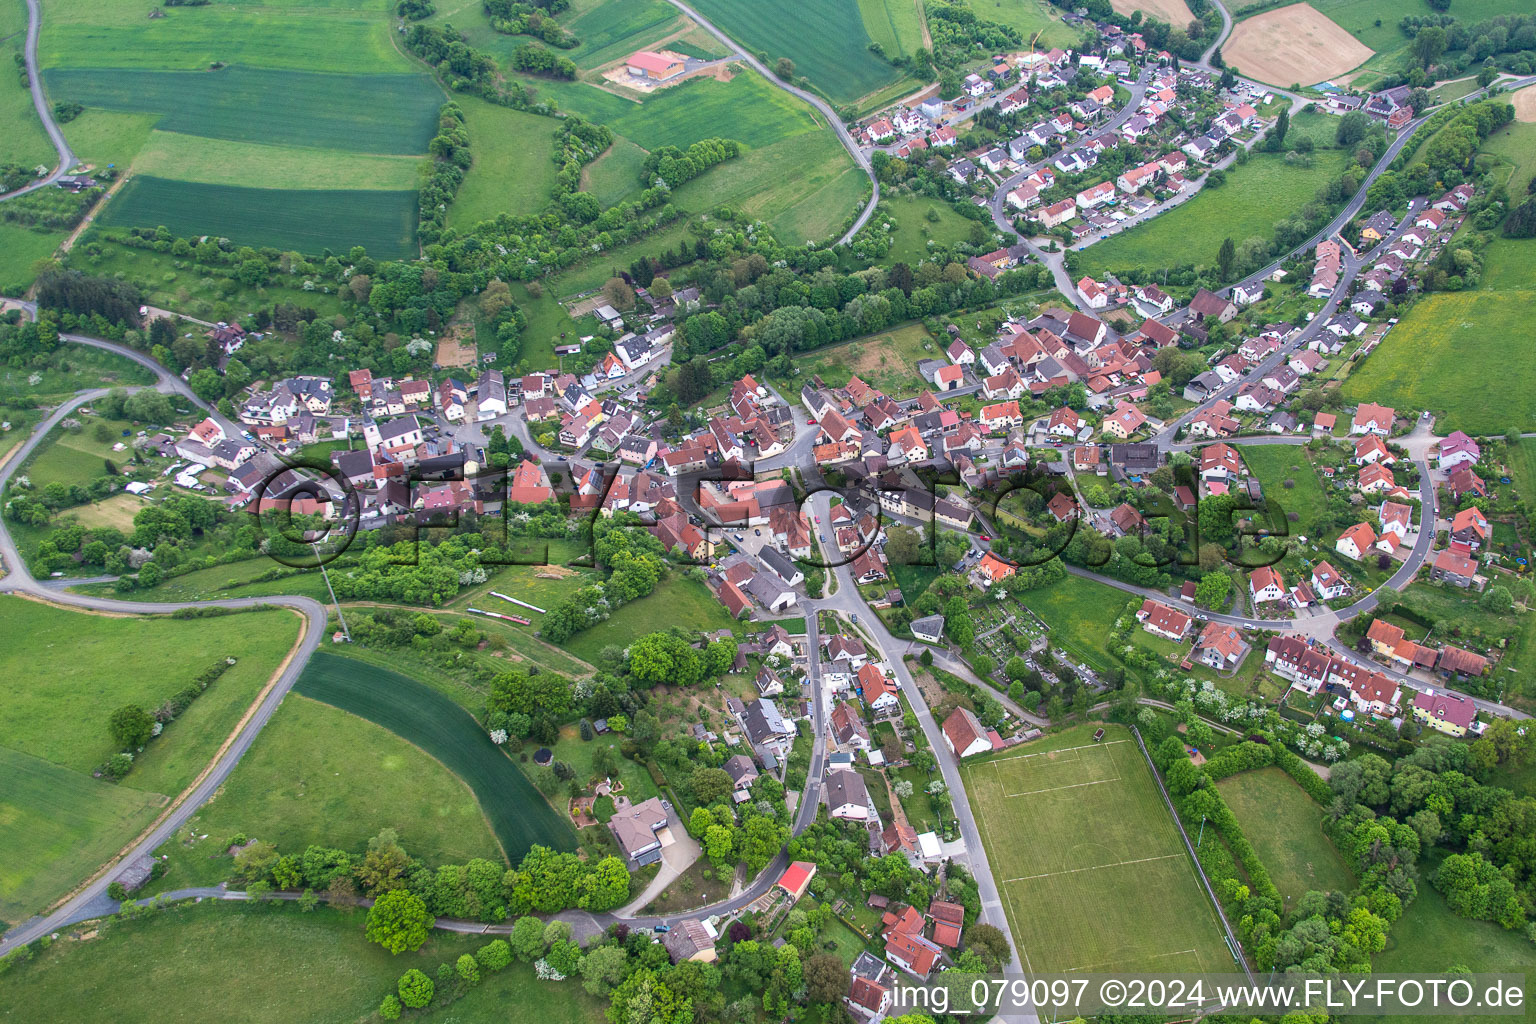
[683,0,906,104]
[1073,148,1351,278]
[0,598,300,923]
[0,747,162,925]
[561,574,740,663]
[1216,766,1354,900]
[0,901,606,1024]
[178,693,504,867]
[130,131,423,190]
[962,723,1231,973]
[1342,239,1536,435]
[296,652,576,859]
[447,97,564,228]
[43,67,441,153]
[100,176,418,259]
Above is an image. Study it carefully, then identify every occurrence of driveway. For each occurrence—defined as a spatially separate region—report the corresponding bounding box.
[614,808,702,917]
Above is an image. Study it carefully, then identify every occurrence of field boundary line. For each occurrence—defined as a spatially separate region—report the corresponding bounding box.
[1070,947,1200,973]
[1003,774,1120,798]
[986,739,1127,764]
[1004,852,1180,883]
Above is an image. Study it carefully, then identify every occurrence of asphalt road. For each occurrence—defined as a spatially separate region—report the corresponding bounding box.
[660,0,880,246]
[0,387,329,958]
[0,0,76,201]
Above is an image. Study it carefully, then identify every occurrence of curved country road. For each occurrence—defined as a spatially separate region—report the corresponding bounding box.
[659,0,880,246]
[0,0,77,201]
[0,383,328,957]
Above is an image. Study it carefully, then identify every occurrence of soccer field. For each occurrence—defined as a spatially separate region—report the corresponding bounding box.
[961,724,1233,974]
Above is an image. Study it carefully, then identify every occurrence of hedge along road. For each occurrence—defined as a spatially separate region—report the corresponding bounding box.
[295,652,576,862]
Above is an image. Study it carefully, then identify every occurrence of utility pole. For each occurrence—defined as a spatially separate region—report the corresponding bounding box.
[313,542,349,642]
[1196,814,1207,849]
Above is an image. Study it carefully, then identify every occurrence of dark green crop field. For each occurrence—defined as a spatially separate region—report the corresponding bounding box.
[42,66,440,153]
[295,652,576,860]
[100,177,418,258]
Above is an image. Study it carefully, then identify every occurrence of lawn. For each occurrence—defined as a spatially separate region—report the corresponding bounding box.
[775,321,940,398]
[163,693,504,877]
[0,747,162,926]
[44,67,440,153]
[1341,236,1536,436]
[682,0,906,105]
[507,282,602,369]
[448,97,565,229]
[1073,148,1352,279]
[882,194,982,265]
[296,651,577,859]
[1239,442,1329,540]
[99,176,418,259]
[562,573,741,663]
[1215,767,1354,901]
[0,901,605,1024]
[960,723,1232,973]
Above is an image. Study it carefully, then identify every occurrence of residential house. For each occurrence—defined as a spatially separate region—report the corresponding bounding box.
[941,706,993,758]
[1412,689,1476,737]
[608,797,671,867]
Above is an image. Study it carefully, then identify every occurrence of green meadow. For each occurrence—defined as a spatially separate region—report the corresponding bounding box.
[38,0,410,74]
[296,652,577,860]
[447,97,565,229]
[172,694,505,869]
[0,598,300,923]
[1074,146,1352,279]
[0,901,606,1024]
